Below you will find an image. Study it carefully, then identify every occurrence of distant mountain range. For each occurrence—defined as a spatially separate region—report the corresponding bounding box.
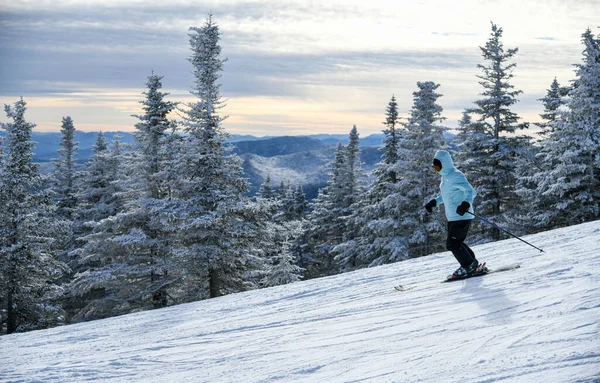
[0,130,455,199]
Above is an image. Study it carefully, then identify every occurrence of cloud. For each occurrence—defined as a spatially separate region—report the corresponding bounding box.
[1,0,598,136]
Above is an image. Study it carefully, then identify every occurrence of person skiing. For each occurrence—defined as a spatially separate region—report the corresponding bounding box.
[424,150,483,279]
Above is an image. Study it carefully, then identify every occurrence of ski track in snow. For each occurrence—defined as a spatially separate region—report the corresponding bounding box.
[2,221,600,382]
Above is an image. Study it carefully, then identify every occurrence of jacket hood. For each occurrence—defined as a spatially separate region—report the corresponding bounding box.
[434,150,455,176]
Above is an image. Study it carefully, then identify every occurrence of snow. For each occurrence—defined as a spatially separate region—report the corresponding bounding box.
[2,220,600,383]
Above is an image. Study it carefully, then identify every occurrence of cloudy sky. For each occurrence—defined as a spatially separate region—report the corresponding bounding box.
[0,0,598,136]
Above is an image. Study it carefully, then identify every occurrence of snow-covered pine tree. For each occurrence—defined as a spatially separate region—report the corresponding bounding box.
[53,116,79,220]
[109,72,181,309]
[258,175,275,200]
[67,134,134,321]
[51,116,80,269]
[346,125,365,207]
[334,100,408,271]
[459,22,528,240]
[278,182,298,221]
[173,14,268,299]
[534,29,600,226]
[70,73,180,316]
[0,99,66,333]
[395,81,447,257]
[278,180,287,201]
[133,73,177,200]
[74,132,119,226]
[293,184,308,218]
[261,238,304,287]
[514,78,569,232]
[302,125,365,277]
[537,78,569,138]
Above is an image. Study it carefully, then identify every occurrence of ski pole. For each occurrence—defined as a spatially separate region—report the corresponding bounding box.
[466,212,545,253]
[433,210,447,233]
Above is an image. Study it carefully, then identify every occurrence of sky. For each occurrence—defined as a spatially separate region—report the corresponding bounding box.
[0,0,598,136]
[3,220,599,382]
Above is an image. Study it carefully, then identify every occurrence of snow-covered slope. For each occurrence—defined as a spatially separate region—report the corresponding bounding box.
[3,221,600,383]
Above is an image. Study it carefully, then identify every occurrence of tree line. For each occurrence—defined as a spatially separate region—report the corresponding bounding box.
[1,18,598,334]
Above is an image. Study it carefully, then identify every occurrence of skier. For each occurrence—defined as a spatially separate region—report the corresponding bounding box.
[424,150,483,279]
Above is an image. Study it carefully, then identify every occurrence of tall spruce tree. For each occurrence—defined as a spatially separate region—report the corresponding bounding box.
[334,98,408,270]
[52,116,80,268]
[262,238,304,287]
[53,116,79,220]
[537,78,569,138]
[396,81,447,257]
[534,29,600,226]
[67,135,134,321]
[0,99,66,333]
[301,143,349,276]
[173,14,268,299]
[121,72,179,308]
[258,175,275,200]
[458,22,528,240]
[300,125,366,276]
[515,78,569,231]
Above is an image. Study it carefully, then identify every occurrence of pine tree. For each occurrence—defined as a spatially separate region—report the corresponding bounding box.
[396,81,447,257]
[67,135,133,321]
[51,116,80,269]
[173,14,267,299]
[459,22,528,240]
[0,99,66,333]
[381,95,401,182]
[258,175,275,199]
[293,184,308,218]
[53,116,79,220]
[346,125,364,207]
[537,78,569,138]
[262,238,304,287]
[133,73,178,200]
[117,72,180,308]
[75,132,119,225]
[334,98,408,271]
[535,29,600,226]
[515,78,569,232]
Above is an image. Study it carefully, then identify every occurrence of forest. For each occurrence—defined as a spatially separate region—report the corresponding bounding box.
[1,15,598,334]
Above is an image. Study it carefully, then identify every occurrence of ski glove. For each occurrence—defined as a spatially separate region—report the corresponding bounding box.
[424,199,437,213]
[456,201,470,216]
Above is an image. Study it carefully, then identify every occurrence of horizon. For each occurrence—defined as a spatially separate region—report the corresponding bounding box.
[1,0,598,136]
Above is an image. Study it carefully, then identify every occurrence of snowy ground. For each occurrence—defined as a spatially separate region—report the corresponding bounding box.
[2,220,600,383]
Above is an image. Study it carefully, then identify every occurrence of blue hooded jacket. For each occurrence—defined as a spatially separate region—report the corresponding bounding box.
[433,150,476,222]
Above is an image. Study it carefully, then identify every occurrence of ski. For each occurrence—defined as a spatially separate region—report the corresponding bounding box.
[394,263,521,292]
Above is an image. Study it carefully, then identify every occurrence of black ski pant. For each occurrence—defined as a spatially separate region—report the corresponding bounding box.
[446,219,476,268]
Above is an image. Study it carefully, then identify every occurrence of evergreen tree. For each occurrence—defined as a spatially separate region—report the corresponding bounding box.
[120,72,179,308]
[258,175,275,199]
[346,125,364,207]
[534,29,600,226]
[334,98,408,271]
[278,180,287,201]
[173,14,267,299]
[67,135,134,321]
[133,73,178,200]
[293,184,308,217]
[396,81,447,257]
[262,238,304,287]
[51,116,80,268]
[536,78,569,138]
[53,116,79,220]
[302,123,368,277]
[0,99,66,333]
[515,78,569,232]
[459,22,528,240]
[381,95,401,182]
